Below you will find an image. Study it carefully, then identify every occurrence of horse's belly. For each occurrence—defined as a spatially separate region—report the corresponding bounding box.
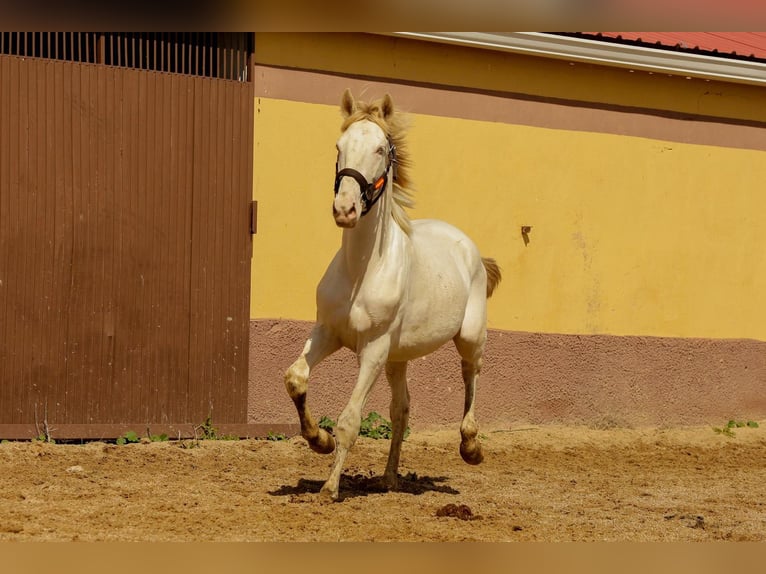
[388,304,465,361]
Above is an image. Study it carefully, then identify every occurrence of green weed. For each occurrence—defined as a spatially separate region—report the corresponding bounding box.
[713,419,759,438]
[116,430,140,445]
[316,412,409,439]
[266,431,288,441]
[195,415,237,441]
[359,411,410,440]
[318,415,335,432]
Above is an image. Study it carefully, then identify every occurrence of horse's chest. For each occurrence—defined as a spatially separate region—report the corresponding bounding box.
[320,280,400,340]
[348,294,395,333]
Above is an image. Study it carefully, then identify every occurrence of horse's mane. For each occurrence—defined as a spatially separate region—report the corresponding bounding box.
[340,97,415,235]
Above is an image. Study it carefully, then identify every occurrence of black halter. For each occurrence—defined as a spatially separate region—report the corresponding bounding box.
[334,141,397,217]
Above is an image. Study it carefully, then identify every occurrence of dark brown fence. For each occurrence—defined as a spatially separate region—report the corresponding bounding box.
[0,32,252,80]
[0,36,255,439]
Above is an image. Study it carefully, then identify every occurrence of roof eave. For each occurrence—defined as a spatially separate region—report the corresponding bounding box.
[389,32,766,87]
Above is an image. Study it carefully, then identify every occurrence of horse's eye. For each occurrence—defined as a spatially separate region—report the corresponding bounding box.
[376,146,385,155]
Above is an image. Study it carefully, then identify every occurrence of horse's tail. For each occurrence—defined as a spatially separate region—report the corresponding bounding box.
[482,257,502,298]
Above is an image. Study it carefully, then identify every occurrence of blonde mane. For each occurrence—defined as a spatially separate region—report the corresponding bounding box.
[340,96,415,234]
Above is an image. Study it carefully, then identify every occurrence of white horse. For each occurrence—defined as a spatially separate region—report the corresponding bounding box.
[285,89,501,501]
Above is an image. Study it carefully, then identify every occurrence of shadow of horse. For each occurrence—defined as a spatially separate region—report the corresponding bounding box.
[268,472,460,501]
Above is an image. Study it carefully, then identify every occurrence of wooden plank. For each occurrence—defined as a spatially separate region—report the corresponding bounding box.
[99,65,116,422]
[0,423,300,441]
[0,57,13,422]
[7,57,22,422]
[189,76,211,422]
[141,69,157,423]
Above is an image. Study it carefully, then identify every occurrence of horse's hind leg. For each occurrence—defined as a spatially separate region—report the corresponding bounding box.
[284,323,341,454]
[453,290,487,465]
[383,360,410,490]
[457,355,484,464]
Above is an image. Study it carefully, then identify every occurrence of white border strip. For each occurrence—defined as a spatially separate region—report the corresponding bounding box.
[390,32,766,86]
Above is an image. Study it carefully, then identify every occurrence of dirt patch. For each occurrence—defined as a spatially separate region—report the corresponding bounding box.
[1,423,765,541]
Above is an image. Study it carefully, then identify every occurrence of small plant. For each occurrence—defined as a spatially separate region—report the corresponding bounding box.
[266,431,288,441]
[194,415,237,441]
[359,411,410,440]
[197,416,219,440]
[713,419,759,438]
[33,433,56,444]
[116,430,140,445]
[149,433,169,442]
[178,438,200,449]
[318,415,336,432]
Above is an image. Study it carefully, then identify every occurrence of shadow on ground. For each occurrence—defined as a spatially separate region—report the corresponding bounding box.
[268,471,460,500]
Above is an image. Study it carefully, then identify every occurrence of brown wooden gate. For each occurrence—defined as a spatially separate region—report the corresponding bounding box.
[0,35,255,439]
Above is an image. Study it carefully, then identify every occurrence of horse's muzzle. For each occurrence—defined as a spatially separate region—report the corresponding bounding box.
[333,203,358,228]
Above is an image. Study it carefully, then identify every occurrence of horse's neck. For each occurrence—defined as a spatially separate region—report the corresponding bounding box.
[341,192,404,280]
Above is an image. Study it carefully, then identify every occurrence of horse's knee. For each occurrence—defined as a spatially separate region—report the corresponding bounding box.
[335,410,362,447]
[284,357,309,399]
[461,354,483,373]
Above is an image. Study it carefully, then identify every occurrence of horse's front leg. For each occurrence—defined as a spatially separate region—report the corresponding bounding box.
[382,360,409,490]
[284,323,341,454]
[320,334,390,502]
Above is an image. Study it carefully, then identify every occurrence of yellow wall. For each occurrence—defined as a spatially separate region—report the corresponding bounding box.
[251,34,766,342]
[252,97,766,341]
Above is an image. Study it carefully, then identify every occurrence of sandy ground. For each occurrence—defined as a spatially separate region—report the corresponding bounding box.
[1,422,765,542]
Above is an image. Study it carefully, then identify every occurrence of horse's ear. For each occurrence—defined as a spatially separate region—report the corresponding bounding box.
[341,89,356,118]
[381,93,394,120]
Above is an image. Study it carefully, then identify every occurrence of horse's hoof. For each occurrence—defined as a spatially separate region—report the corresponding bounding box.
[381,474,399,491]
[307,428,336,454]
[318,485,339,503]
[460,440,484,465]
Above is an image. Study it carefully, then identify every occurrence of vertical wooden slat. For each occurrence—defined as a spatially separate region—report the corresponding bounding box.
[139,68,155,422]
[152,62,168,422]
[6,54,20,418]
[122,66,143,420]
[193,33,199,76]
[54,58,71,422]
[15,57,30,423]
[111,66,126,416]
[31,60,49,422]
[178,71,194,421]
[66,58,83,422]
[1,56,12,417]
[189,76,207,420]
[24,55,39,417]
[106,65,122,422]
[98,65,115,421]
[0,57,10,416]
[138,34,143,72]
[220,79,235,415]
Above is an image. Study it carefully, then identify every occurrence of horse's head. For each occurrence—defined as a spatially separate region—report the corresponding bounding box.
[333,89,396,228]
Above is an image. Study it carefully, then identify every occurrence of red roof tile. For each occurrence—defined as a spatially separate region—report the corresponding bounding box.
[574,32,766,61]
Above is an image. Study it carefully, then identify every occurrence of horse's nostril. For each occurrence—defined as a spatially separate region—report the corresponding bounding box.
[348,205,356,216]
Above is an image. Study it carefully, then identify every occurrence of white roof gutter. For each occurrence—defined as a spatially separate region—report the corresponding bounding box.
[390,32,766,87]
